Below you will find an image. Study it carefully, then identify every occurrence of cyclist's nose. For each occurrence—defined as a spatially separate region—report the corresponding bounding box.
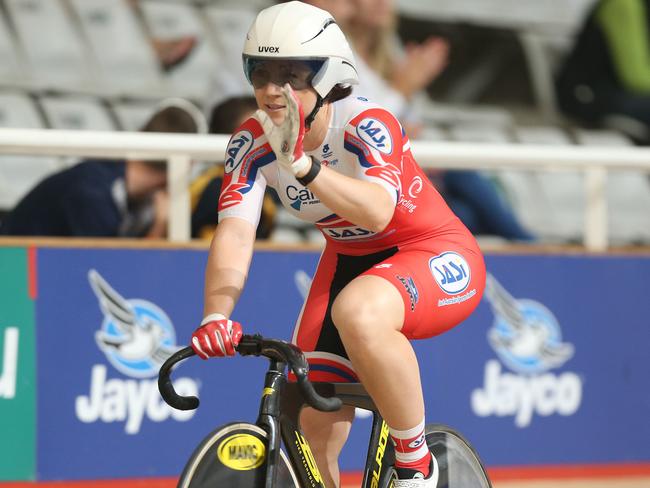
[259,80,284,96]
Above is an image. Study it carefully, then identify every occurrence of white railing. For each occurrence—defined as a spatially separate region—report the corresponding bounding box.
[1,127,650,250]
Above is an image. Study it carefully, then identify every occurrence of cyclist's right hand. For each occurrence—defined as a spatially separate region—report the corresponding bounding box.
[191,313,243,359]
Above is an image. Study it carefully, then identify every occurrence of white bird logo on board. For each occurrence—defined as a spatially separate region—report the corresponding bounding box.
[484,273,574,374]
[88,269,177,378]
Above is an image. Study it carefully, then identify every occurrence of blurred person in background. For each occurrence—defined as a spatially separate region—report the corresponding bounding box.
[191,96,277,240]
[347,0,535,241]
[556,0,650,144]
[347,0,449,136]
[128,0,198,72]
[189,3,486,487]
[0,101,204,238]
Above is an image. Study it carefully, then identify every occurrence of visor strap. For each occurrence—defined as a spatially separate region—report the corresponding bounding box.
[304,94,324,130]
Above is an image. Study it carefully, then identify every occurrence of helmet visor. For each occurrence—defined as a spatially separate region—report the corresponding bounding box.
[244,57,325,91]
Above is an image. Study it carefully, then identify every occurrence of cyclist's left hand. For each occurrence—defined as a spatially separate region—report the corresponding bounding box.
[255,84,311,177]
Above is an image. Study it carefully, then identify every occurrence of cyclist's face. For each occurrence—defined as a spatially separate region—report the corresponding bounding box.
[251,60,318,124]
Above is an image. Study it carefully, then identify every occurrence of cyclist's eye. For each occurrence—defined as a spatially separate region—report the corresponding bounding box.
[251,69,270,88]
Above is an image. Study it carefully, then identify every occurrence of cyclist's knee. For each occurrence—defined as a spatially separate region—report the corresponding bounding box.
[331,276,403,342]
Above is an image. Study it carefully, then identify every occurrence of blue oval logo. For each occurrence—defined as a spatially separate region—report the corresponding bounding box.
[356,118,392,154]
[429,252,471,295]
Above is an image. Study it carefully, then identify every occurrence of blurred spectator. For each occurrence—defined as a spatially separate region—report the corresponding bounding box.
[0,100,204,238]
[191,96,277,240]
[556,0,650,144]
[346,0,534,241]
[347,0,449,135]
[128,0,197,72]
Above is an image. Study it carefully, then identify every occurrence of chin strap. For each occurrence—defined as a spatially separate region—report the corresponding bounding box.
[304,95,324,131]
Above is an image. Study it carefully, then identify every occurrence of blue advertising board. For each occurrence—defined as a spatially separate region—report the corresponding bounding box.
[35,248,650,480]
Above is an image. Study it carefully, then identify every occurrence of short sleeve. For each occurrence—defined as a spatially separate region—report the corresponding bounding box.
[343,107,406,206]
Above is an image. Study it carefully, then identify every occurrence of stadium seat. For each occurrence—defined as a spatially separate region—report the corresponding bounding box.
[0,91,60,210]
[138,1,219,101]
[4,0,94,90]
[422,101,514,128]
[69,0,165,97]
[0,8,24,83]
[504,125,583,242]
[448,122,513,143]
[203,5,256,104]
[39,96,116,131]
[574,130,650,244]
[110,100,159,131]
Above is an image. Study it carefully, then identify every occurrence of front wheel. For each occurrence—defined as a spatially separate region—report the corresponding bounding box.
[178,422,299,488]
[425,424,492,488]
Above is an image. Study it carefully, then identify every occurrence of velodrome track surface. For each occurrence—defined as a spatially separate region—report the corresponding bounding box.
[3,470,650,487]
[2,478,650,487]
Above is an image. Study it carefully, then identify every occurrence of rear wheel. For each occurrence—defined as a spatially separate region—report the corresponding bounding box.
[178,422,299,488]
[425,424,492,488]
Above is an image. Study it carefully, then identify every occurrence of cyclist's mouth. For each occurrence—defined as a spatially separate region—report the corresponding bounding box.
[265,103,286,112]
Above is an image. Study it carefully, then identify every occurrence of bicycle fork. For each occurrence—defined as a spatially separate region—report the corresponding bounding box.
[255,359,286,488]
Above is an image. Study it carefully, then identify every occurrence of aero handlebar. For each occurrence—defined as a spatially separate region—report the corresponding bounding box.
[158,334,342,412]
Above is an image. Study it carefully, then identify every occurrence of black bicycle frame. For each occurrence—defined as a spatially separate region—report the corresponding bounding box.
[261,371,396,488]
[159,337,396,488]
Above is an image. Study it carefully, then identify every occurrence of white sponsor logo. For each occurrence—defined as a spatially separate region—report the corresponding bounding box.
[471,274,582,427]
[408,176,423,198]
[75,270,198,434]
[471,360,581,428]
[398,197,417,214]
[438,288,476,307]
[76,364,196,434]
[0,327,19,400]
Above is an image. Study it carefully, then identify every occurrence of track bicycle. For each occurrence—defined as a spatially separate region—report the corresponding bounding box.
[159,334,493,488]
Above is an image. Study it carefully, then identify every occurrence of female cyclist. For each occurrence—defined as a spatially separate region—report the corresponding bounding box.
[190,2,486,487]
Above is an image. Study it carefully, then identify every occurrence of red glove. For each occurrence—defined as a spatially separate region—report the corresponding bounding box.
[191,313,243,359]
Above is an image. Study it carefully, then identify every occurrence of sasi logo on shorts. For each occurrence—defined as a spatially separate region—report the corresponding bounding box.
[471,273,582,428]
[75,270,197,434]
[429,252,476,308]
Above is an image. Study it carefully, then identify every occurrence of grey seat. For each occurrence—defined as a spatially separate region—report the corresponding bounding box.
[0,92,60,210]
[110,100,159,131]
[203,5,256,104]
[70,0,165,96]
[574,129,650,244]
[0,8,25,83]
[4,0,93,90]
[39,96,116,131]
[503,125,582,242]
[139,1,219,101]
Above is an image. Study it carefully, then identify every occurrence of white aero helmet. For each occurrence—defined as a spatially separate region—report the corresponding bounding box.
[242,1,358,99]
